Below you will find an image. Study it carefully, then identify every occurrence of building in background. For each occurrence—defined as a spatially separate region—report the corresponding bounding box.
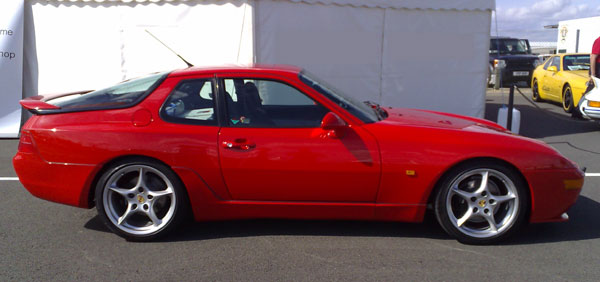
[16,0,494,126]
[555,16,600,54]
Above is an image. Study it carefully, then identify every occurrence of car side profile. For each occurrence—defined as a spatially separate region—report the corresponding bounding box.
[531,53,590,112]
[14,65,584,244]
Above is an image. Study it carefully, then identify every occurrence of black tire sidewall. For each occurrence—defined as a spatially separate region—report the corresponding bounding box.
[563,86,574,113]
[532,79,541,102]
[434,161,529,245]
[95,158,188,241]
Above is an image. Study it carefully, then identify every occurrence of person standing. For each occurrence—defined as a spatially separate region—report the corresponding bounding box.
[592,35,600,79]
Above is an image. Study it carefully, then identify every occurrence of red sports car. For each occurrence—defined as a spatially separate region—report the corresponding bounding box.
[13,65,584,244]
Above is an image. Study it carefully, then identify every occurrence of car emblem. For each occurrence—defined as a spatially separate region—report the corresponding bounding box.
[137,195,145,204]
[478,199,486,207]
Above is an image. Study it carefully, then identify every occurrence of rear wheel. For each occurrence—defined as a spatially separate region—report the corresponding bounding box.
[434,161,528,244]
[532,79,541,102]
[562,85,574,113]
[95,158,188,241]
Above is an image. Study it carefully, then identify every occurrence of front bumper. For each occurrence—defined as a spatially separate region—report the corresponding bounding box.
[578,98,600,120]
[524,167,584,223]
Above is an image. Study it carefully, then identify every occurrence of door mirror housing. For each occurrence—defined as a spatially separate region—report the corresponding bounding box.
[547,66,558,72]
[320,112,347,138]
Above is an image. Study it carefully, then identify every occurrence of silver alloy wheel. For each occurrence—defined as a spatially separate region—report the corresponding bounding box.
[445,168,519,238]
[102,165,176,236]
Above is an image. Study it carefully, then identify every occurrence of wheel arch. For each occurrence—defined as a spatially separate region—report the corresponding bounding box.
[86,155,189,208]
[426,157,532,222]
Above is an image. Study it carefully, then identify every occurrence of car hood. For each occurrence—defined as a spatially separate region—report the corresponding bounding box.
[380,108,506,131]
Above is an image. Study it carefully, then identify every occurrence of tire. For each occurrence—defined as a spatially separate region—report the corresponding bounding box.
[434,161,528,245]
[95,158,189,241]
[562,85,574,113]
[532,79,542,102]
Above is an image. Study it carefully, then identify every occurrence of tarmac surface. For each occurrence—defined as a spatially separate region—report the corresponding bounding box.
[1,87,600,281]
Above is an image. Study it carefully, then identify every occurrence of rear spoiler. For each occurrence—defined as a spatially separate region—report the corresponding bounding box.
[19,90,93,114]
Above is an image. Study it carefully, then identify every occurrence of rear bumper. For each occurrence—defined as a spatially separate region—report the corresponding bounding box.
[525,168,584,223]
[13,151,98,208]
[578,99,600,120]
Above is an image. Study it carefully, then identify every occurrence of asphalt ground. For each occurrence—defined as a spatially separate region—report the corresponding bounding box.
[1,88,600,281]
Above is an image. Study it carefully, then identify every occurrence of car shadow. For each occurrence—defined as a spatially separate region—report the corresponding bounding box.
[485,103,600,138]
[505,196,600,245]
[84,196,600,244]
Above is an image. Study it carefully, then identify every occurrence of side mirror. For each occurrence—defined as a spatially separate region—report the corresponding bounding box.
[547,66,558,72]
[320,112,347,138]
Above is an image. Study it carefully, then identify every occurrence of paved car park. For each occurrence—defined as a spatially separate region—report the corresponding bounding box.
[1,87,600,281]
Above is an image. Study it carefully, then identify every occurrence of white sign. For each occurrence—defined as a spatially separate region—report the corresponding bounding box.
[0,0,24,138]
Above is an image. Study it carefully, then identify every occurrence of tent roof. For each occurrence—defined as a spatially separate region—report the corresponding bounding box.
[41,0,496,11]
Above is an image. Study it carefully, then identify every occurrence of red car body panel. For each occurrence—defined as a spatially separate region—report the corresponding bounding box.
[13,66,584,225]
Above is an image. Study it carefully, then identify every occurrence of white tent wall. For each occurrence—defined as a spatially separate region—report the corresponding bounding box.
[27,0,254,94]
[381,9,491,117]
[255,0,492,118]
[23,0,493,118]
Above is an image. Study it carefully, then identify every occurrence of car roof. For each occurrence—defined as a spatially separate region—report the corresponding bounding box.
[168,64,303,77]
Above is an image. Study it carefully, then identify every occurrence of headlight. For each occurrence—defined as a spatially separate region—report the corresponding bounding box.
[493,59,506,69]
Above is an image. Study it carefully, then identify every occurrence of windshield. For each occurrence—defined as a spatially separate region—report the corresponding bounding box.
[489,39,531,55]
[299,71,379,123]
[48,72,168,110]
[563,55,590,71]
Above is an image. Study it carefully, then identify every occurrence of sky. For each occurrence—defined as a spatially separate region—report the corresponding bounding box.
[493,0,600,42]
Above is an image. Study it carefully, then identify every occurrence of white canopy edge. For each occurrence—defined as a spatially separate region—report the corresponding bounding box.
[33,0,496,11]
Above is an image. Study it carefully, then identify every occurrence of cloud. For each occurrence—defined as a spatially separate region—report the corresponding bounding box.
[494,0,598,41]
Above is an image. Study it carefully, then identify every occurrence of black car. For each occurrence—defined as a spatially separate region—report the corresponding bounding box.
[489,37,541,87]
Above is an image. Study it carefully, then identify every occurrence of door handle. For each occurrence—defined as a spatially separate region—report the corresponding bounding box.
[221,138,256,150]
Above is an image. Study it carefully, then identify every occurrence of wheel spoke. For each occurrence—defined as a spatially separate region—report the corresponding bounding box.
[146,205,162,227]
[492,194,516,205]
[135,167,146,188]
[148,188,173,199]
[117,204,135,226]
[109,186,133,197]
[475,171,489,194]
[457,208,474,227]
[483,213,498,233]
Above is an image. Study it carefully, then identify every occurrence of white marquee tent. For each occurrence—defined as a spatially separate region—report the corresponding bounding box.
[19,0,494,130]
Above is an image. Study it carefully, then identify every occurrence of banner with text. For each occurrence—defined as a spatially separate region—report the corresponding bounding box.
[0,0,24,138]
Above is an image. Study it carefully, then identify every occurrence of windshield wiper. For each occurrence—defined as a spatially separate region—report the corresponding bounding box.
[363,101,387,121]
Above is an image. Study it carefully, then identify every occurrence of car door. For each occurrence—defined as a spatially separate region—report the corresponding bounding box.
[543,56,563,101]
[217,75,381,202]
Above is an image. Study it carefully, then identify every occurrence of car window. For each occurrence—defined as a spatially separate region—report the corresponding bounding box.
[160,79,217,125]
[223,78,328,128]
[542,57,553,70]
[549,56,561,70]
[48,72,168,110]
[563,55,590,71]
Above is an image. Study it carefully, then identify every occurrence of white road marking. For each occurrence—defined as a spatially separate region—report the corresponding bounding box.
[0,177,19,181]
[585,173,600,177]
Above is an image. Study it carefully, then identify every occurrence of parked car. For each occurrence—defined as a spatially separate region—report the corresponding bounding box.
[14,65,584,244]
[578,76,600,119]
[489,37,541,87]
[531,53,590,112]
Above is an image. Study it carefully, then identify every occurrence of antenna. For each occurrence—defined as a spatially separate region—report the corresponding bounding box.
[145,29,194,68]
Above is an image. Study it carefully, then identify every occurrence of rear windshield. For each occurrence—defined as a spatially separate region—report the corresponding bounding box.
[563,55,590,71]
[48,72,168,110]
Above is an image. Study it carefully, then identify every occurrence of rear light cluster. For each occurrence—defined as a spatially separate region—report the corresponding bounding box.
[18,131,36,153]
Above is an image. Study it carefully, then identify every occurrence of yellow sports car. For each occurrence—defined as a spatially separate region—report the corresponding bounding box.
[531,53,590,113]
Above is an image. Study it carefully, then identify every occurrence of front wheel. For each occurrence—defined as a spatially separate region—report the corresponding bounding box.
[532,79,542,102]
[95,158,189,241]
[563,85,574,113]
[434,161,528,244]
